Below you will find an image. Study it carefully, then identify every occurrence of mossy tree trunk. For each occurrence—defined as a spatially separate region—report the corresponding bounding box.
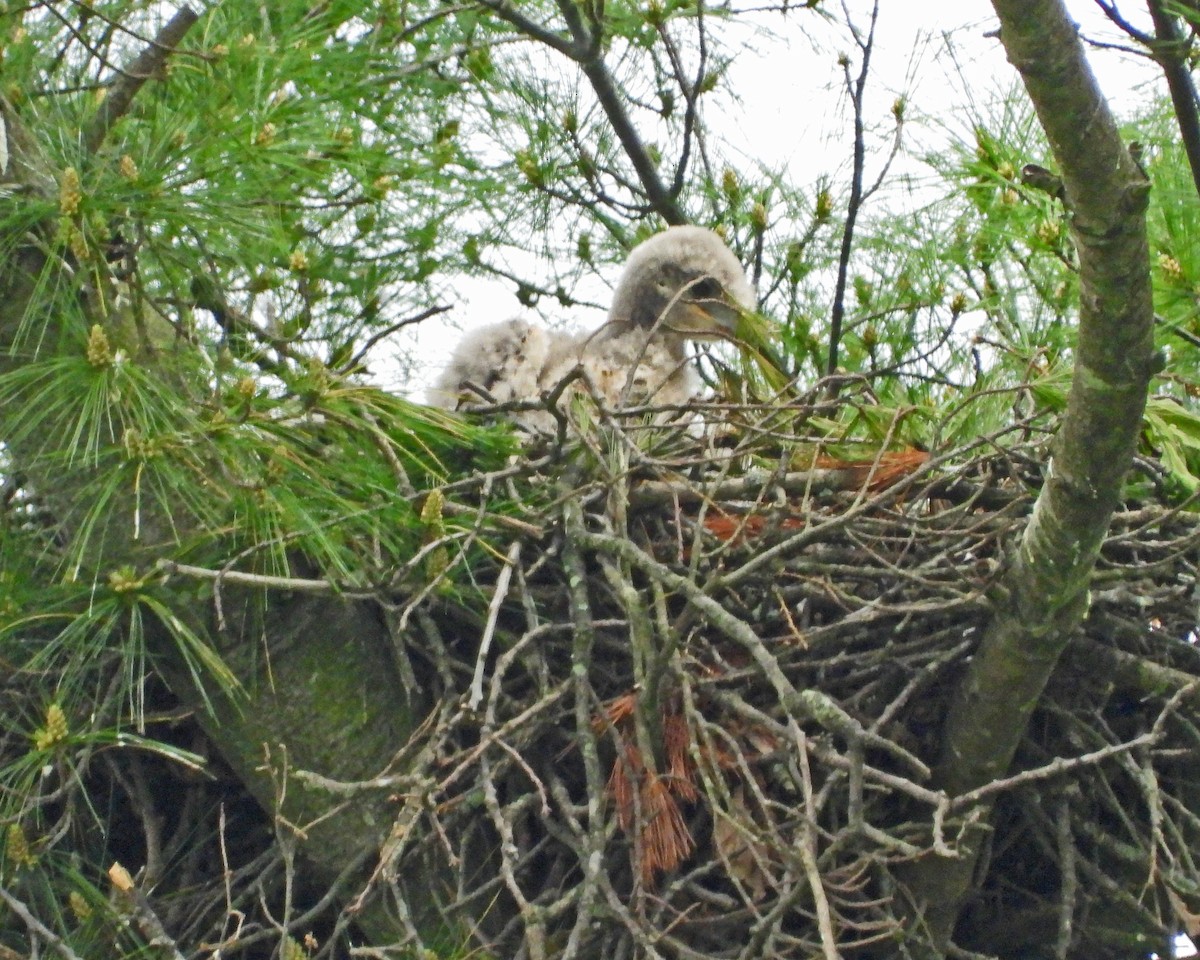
[898,0,1156,945]
[0,35,416,942]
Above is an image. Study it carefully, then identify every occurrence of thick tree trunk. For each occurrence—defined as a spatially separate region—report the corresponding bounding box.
[0,68,415,946]
[899,0,1156,947]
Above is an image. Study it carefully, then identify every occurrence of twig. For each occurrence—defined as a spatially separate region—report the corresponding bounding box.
[826,0,880,387]
[628,465,877,509]
[654,18,706,201]
[0,886,86,960]
[1054,792,1077,958]
[711,687,944,807]
[108,862,189,960]
[1147,0,1200,200]
[795,726,844,960]
[560,0,685,222]
[483,0,686,222]
[338,305,452,375]
[1091,0,1154,45]
[475,0,577,56]
[574,528,930,778]
[559,489,611,935]
[83,6,199,154]
[948,729,1160,809]
[441,500,544,537]
[158,559,338,594]
[469,540,523,710]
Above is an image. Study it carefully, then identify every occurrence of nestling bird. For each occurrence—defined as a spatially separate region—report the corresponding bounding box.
[428,226,755,431]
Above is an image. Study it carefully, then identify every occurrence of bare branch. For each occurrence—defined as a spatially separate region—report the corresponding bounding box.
[1146,0,1200,199]
[0,886,86,960]
[826,0,880,387]
[476,0,577,54]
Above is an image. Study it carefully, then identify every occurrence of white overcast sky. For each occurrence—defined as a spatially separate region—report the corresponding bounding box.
[399,0,1161,399]
[724,0,1157,175]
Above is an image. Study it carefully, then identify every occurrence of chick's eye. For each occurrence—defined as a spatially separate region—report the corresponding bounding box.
[690,278,722,299]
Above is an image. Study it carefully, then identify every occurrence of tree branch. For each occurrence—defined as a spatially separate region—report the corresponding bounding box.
[826,0,880,385]
[475,0,578,57]
[574,57,686,224]
[573,528,930,778]
[481,0,687,224]
[0,886,86,960]
[899,0,1155,945]
[83,5,199,154]
[1146,0,1200,200]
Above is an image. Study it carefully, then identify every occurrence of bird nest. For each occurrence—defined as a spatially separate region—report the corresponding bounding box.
[364,383,1200,959]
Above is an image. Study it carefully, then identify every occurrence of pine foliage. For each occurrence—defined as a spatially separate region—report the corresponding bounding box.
[1,1,1199,958]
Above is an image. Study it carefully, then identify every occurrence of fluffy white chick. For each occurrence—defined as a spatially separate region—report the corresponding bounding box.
[429,226,754,430]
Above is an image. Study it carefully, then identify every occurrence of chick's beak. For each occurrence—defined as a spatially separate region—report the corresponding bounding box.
[673,295,743,340]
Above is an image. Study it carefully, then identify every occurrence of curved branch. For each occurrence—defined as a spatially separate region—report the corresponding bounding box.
[900,0,1155,945]
[1147,0,1200,200]
[475,0,577,56]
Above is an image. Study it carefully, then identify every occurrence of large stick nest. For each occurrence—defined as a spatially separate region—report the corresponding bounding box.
[8,386,1197,959]
[366,386,1200,959]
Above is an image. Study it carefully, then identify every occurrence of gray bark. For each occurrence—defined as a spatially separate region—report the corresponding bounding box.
[898,0,1156,946]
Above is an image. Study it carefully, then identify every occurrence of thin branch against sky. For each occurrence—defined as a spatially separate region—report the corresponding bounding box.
[400,1,1161,399]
